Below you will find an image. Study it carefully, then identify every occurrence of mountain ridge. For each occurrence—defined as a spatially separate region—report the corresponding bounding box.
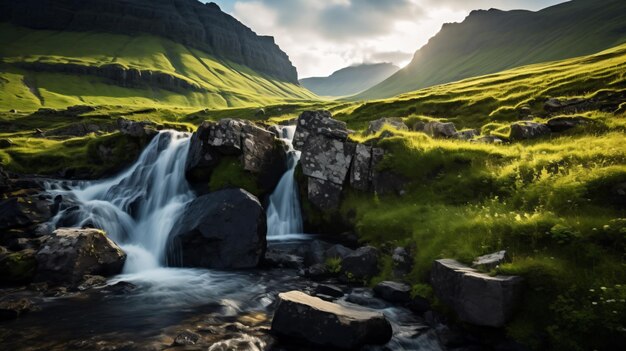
[300,63,399,97]
[354,0,626,100]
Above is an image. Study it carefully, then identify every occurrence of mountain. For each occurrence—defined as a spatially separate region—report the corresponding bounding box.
[354,0,626,100]
[299,63,399,97]
[0,0,316,110]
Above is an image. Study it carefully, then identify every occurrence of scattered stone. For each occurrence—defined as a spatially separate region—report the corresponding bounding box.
[101,281,137,295]
[117,118,158,138]
[509,121,550,141]
[366,117,408,135]
[0,138,13,149]
[325,244,354,260]
[264,250,302,269]
[35,228,126,285]
[303,263,329,280]
[407,295,432,315]
[173,330,201,346]
[431,259,524,327]
[409,120,426,132]
[472,135,503,144]
[472,250,508,271]
[518,106,532,117]
[546,116,594,132]
[424,122,457,138]
[0,249,37,283]
[340,246,380,282]
[346,288,388,309]
[392,247,413,276]
[374,281,412,303]
[0,297,33,320]
[9,109,18,113]
[77,275,108,291]
[454,129,479,141]
[271,291,392,349]
[170,188,266,269]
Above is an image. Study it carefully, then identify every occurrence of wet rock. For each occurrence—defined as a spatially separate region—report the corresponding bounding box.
[35,228,126,285]
[307,177,343,210]
[101,281,137,295]
[340,246,380,282]
[303,263,329,280]
[392,246,413,276]
[0,138,13,149]
[546,116,594,132]
[271,291,392,349]
[431,259,524,327]
[325,244,354,260]
[117,118,158,138]
[170,188,266,269]
[0,297,33,320]
[374,281,412,303]
[509,121,550,140]
[454,129,479,141]
[472,135,503,144]
[349,144,373,191]
[264,250,302,269]
[0,249,37,283]
[241,123,287,190]
[407,295,432,315]
[303,240,330,267]
[0,196,53,230]
[424,122,457,138]
[315,284,344,298]
[472,250,508,271]
[346,288,388,309]
[173,330,201,346]
[366,117,408,135]
[77,275,108,291]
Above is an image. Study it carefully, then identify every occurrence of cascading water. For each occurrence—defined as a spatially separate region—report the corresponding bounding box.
[265,125,304,237]
[49,131,195,273]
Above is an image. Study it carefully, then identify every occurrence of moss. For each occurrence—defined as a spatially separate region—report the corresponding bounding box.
[0,250,37,284]
[208,156,261,197]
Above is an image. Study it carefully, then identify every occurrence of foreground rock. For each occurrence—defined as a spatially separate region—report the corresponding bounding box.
[374,281,412,303]
[170,188,266,269]
[35,228,126,285]
[271,291,392,349]
[431,259,524,327]
[340,246,380,282]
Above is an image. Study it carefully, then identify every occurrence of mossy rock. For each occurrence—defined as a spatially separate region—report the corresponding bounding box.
[0,249,37,284]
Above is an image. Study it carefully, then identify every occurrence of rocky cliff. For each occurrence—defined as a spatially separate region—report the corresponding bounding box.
[0,0,298,83]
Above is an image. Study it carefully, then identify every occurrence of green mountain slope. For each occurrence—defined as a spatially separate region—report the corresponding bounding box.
[299,63,398,97]
[354,0,626,100]
[0,24,318,111]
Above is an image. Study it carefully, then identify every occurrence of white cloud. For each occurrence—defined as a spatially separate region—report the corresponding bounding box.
[211,0,564,78]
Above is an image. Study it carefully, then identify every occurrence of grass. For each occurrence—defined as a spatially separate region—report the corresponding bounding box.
[0,23,319,111]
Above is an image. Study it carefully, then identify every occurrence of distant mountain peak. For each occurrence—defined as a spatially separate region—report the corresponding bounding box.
[300,63,399,97]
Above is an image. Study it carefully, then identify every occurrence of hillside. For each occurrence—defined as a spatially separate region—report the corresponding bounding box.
[355,0,626,100]
[300,63,399,97]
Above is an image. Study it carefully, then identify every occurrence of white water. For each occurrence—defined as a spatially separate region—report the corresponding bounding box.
[49,131,194,273]
[266,125,304,237]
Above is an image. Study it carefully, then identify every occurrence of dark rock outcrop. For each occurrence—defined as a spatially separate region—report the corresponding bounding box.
[35,228,126,285]
[509,121,551,140]
[271,291,392,349]
[546,116,594,132]
[169,188,266,269]
[431,259,524,327]
[373,281,412,303]
[117,118,158,138]
[1,0,298,83]
[424,121,457,138]
[340,246,380,282]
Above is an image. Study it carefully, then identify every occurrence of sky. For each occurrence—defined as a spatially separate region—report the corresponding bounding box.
[207,0,565,78]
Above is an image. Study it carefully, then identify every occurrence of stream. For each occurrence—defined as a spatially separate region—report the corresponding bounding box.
[0,130,448,350]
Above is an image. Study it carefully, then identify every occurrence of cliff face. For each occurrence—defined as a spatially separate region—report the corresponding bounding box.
[0,0,298,83]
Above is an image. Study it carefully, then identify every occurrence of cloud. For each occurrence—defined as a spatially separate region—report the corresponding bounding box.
[210,0,564,78]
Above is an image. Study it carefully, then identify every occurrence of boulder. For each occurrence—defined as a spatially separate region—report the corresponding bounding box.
[472,250,508,271]
[392,247,413,276]
[424,122,457,138]
[293,110,349,150]
[303,240,330,267]
[366,117,408,135]
[117,118,158,138]
[170,188,266,269]
[35,228,126,285]
[544,98,586,113]
[325,244,354,260]
[431,259,524,327]
[173,330,201,346]
[0,138,13,149]
[349,144,373,191]
[454,129,479,141]
[307,177,343,210]
[241,123,287,190]
[0,196,53,230]
[340,246,380,282]
[300,135,354,184]
[0,297,33,320]
[546,116,594,132]
[271,291,392,349]
[509,122,550,140]
[373,281,412,303]
[472,135,503,144]
[0,249,37,283]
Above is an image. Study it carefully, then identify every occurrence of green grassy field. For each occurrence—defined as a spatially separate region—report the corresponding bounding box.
[0,24,318,111]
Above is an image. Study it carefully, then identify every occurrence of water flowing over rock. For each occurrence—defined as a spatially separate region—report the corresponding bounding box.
[266,126,303,237]
[1,0,298,83]
[35,228,126,285]
[271,291,393,349]
[49,131,195,273]
[169,188,266,269]
[431,259,524,327]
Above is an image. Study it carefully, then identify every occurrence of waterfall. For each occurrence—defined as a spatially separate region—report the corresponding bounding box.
[49,131,195,273]
[266,125,304,237]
